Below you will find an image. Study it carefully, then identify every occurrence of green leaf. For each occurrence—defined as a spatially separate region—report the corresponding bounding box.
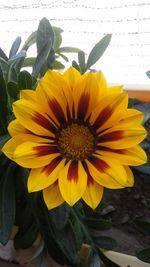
[22,31,37,51]
[46,48,55,69]
[0,57,9,78]
[137,247,150,263]
[36,18,54,55]
[22,57,36,68]
[0,161,16,244]
[72,60,80,71]
[0,135,10,150]
[57,53,69,62]
[52,60,65,70]
[9,36,21,59]
[78,51,86,74]
[86,34,112,69]
[133,163,150,175]
[58,47,81,53]
[0,48,8,61]
[92,236,117,250]
[32,39,52,77]
[18,71,33,89]
[49,203,71,230]
[53,31,62,51]
[0,71,8,134]
[31,192,79,266]
[14,221,38,249]
[85,218,112,231]
[7,64,18,83]
[8,50,26,64]
[7,81,18,99]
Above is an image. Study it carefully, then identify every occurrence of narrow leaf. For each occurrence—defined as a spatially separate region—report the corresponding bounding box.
[9,36,21,59]
[22,57,36,68]
[18,71,33,90]
[36,18,54,55]
[52,60,65,70]
[0,162,16,244]
[58,47,81,53]
[0,48,8,61]
[22,31,37,51]
[78,51,86,74]
[32,39,52,77]
[87,34,112,69]
[8,50,26,64]
[93,236,117,250]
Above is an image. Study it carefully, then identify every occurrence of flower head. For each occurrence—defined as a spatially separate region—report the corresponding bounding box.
[2,67,147,209]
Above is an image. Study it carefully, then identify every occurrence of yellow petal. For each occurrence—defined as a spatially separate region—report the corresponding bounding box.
[119,109,144,126]
[96,145,147,166]
[124,166,134,187]
[82,179,104,209]
[98,125,147,149]
[28,157,65,192]
[2,136,24,160]
[73,72,99,120]
[43,181,64,209]
[20,90,36,102]
[86,155,128,189]
[8,119,28,136]
[13,99,56,137]
[94,71,108,100]
[36,71,68,125]
[90,92,128,132]
[58,160,87,206]
[108,85,123,94]
[64,67,81,88]
[13,142,60,168]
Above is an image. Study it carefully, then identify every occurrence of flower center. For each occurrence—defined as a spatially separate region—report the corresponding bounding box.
[57,123,95,160]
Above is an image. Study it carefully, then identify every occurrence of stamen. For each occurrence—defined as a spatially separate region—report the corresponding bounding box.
[57,123,95,160]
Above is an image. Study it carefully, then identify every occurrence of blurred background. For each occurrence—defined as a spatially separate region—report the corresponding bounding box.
[0,0,150,87]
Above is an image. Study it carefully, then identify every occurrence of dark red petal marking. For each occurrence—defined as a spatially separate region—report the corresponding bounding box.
[68,160,78,182]
[82,161,94,186]
[77,93,90,120]
[32,112,57,134]
[88,156,108,172]
[33,145,59,156]
[93,106,113,130]
[97,146,126,154]
[98,131,123,143]
[49,99,66,124]
[42,156,62,175]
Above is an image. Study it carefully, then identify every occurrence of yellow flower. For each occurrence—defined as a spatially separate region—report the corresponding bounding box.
[2,67,147,209]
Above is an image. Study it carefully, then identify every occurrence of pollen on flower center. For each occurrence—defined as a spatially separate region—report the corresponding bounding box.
[57,123,95,160]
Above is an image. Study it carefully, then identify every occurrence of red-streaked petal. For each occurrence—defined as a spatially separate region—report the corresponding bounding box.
[96,145,147,166]
[58,160,87,206]
[73,72,99,120]
[28,156,65,192]
[90,92,128,132]
[13,99,56,137]
[98,126,147,149]
[13,142,60,168]
[86,155,128,188]
[36,72,68,125]
[82,162,104,209]
[43,181,64,209]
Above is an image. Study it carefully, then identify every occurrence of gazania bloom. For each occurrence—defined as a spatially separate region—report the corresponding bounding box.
[2,67,147,209]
